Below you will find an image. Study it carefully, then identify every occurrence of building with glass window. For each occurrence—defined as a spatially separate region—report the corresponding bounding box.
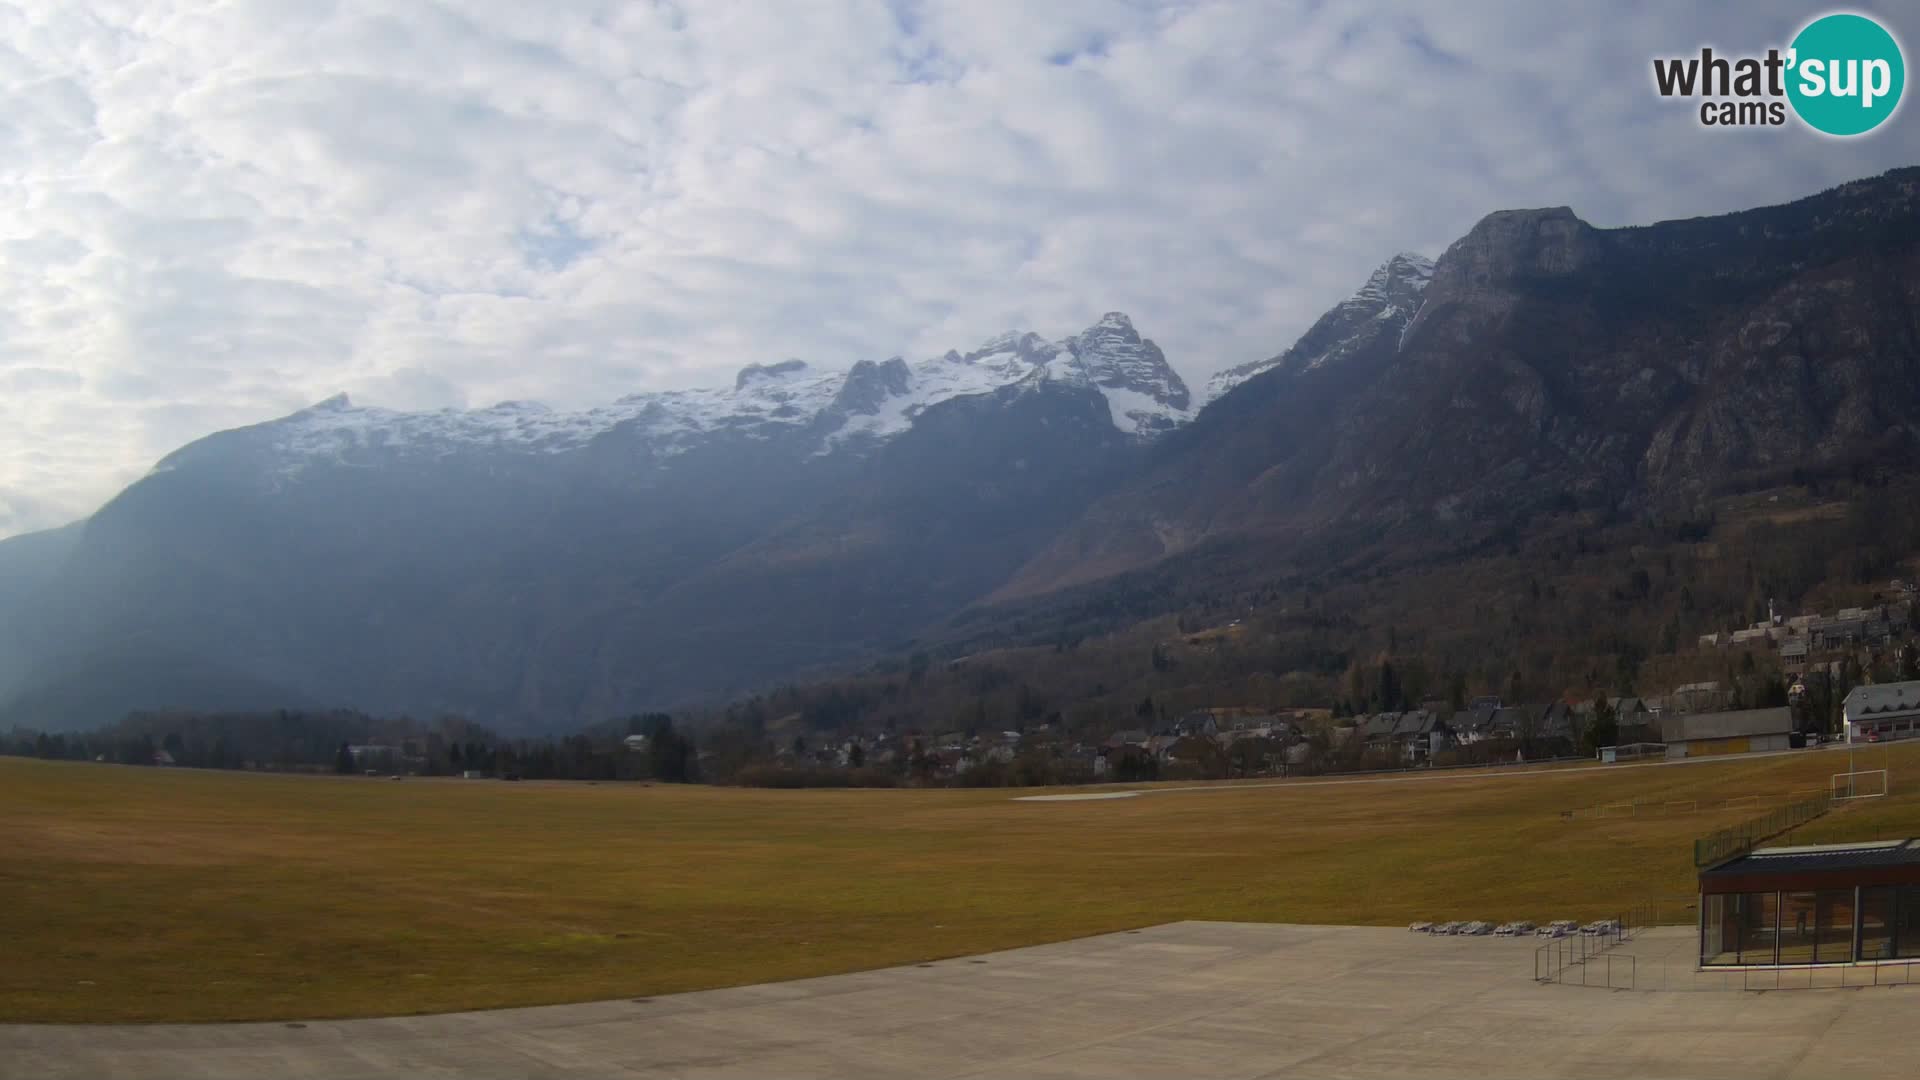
[1843,680,1920,744]
[1700,839,1920,967]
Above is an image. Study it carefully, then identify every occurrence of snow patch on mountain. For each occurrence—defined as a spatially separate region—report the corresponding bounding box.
[1025,313,1193,435]
[1203,253,1435,403]
[260,314,1193,470]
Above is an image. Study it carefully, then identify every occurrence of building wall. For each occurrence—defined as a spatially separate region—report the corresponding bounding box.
[1688,736,1750,757]
[1668,732,1789,759]
[1845,715,1920,743]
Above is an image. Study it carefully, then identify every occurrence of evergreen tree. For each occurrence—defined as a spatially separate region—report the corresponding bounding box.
[1581,694,1618,756]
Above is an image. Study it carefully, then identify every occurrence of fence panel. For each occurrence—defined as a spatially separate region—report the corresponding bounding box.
[1693,792,1830,867]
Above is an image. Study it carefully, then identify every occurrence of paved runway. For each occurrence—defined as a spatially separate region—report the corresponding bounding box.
[4,922,1916,1079]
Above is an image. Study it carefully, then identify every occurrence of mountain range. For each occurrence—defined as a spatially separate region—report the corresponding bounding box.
[3,167,1917,730]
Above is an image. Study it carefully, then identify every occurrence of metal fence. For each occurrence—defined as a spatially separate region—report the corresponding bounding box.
[1692,791,1830,867]
[1533,915,1639,986]
[1530,896,1920,992]
[1624,956,1920,992]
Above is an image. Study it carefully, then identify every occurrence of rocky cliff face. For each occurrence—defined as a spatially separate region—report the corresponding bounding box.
[1037,313,1194,434]
[1004,168,1920,596]
[1204,252,1435,402]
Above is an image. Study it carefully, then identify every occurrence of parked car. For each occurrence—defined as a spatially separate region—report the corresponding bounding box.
[1492,923,1516,937]
[1537,920,1578,937]
[1580,919,1620,936]
[1409,921,1434,933]
[1509,921,1536,935]
[1459,921,1493,936]
[1434,921,1462,935]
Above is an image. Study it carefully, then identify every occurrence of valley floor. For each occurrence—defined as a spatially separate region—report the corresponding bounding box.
[2,745,1916,1023]
[4,922,1917,1079]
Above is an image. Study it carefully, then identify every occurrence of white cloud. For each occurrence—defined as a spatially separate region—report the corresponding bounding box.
[1,0,1916,537]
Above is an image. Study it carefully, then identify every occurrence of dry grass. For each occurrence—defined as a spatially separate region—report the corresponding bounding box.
[4,745,1919,1023]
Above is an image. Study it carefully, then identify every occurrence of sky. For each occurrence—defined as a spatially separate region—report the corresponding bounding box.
[2,1,1918,539]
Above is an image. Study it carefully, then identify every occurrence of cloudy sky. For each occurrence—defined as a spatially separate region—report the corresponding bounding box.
[2,0,1916,538]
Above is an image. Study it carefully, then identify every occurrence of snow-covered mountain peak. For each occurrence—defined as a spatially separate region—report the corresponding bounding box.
[1042,311,1193,435]
[1356,253,1435,305]
[1203,252,1436,404]
[253,314,1196,472]
[957,330,1061,368]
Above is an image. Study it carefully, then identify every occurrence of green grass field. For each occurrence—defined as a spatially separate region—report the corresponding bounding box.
[4,746,1918,1023]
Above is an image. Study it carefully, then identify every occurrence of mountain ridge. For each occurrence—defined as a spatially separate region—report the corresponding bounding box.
[5,167,1918,730]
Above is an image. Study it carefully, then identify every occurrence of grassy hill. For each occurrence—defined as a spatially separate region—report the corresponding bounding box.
[4,745,1917,1022]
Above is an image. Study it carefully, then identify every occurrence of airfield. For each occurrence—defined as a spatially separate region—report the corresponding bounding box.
[6,921,1919,1079]
[4,743,1917,1028]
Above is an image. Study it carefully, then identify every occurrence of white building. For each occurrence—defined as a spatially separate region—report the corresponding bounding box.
[1843,681,1920,744]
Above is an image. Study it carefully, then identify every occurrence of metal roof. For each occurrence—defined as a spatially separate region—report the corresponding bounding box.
[1700,838,1920,879]
[1658,706,1792,743]
[1844,681,1920,718]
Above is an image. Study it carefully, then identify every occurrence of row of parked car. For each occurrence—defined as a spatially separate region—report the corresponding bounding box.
[1408,918,1621,938]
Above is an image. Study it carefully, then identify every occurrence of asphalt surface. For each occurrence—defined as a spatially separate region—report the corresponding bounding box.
[6,923,1917,1079]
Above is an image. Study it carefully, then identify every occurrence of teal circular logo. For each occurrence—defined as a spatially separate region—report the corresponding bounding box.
[1787,13,1905,136]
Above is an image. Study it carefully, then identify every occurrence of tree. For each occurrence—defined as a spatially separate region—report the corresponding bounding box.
[1580,695,1618,756]
[334,741,355,774]
[1377,660,1402,712]
[847,743,866,769]
[647,718,695,783]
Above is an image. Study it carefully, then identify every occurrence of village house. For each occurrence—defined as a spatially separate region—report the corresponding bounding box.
[1488,706,1531,742]
[1174,711,1220,737]
[1671,681,1727,713]
[1390,709,1447,762]
[1779,636,1811,668]
[1843,680,1920,744]
[1358,712,1401,752]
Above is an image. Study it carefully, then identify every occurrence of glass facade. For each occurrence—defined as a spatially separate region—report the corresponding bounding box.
[1861,887,1895,961]
[1702,885,1917,966]
[1819,890,1855,963]
[1737,891,1778,964]
[1702,893,1732,965]
[1900,886,1920,959]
